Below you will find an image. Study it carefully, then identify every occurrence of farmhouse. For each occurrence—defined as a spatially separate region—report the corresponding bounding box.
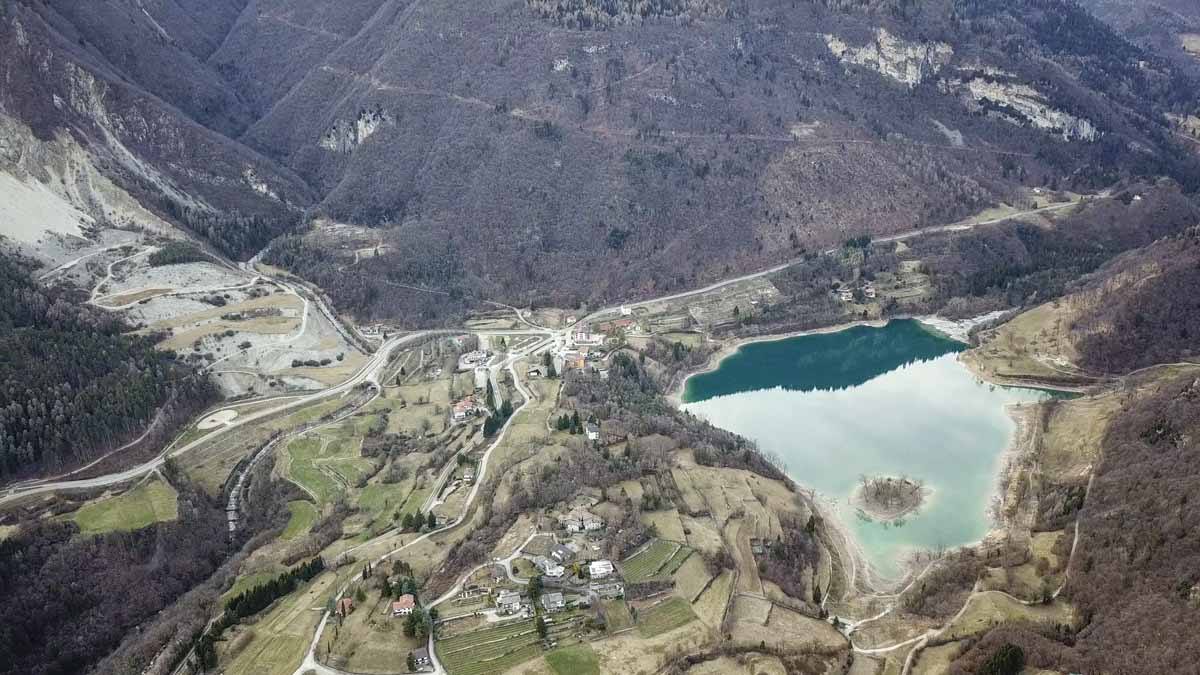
[541,592,566,612]
[589,560,615,579]
[392,594,416,617]
[410,647,431,668]
[452,397,481,424]
[585,422,600,441]
[496,590,522,614]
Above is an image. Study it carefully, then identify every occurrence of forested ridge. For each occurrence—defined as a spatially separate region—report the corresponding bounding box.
[0,250,215,479]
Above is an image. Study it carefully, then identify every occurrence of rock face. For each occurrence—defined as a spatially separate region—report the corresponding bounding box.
[825,28,954,87]
[319,107,393,154]
[943,76,1099,142]
[827,28,1097,142]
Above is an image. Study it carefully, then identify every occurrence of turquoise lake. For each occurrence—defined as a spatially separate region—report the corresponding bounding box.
[681,319,1047,580]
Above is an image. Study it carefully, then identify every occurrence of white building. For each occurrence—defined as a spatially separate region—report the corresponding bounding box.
[541,592,565,612]
[538,558,565,578]
[496,590,521,614]
[589,560,614,579]
[474,366,490,390]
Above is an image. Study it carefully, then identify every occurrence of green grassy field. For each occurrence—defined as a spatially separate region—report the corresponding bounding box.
[621,538,688,582]
[545,644,600,675]
[283,433,374,506]
[602,599,634,633]
[70,478,178,535]
[281,500,318,541]
[660,546,694,576]
[223,570,281,601]
[636,597,697,638]
[283,437,340,504]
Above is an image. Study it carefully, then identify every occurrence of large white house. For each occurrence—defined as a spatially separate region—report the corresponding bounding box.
[589,560,614,579]
[537,558,565,578]
[496,590,521,614]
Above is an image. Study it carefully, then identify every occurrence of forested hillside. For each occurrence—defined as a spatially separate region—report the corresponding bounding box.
[0,250,215,479]
[0,482,228,675]
[1070,227,1200,373]
[949,369,1200,673]
[6,0,1200,323]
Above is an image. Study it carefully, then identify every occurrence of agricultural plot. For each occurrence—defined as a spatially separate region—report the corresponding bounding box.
[69,477,178,535]
[660,545,693,576]
[281,500,317,540]
[437,613,585,675]
[223,569,282,601]
[636,597,697,638]
[545,644,600,675]
[436,618,543,675]
[672,554,714,603]
[692,572,734,626]
[282,429,376,507]
[601,599,634,633]
[320,592,423,673]
[620,538,692,582]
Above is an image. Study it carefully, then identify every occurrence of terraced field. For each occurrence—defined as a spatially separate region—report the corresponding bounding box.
[436,613,583,675]
[620,538,692,582]
[636,597,698,638]
[436,619,542,675]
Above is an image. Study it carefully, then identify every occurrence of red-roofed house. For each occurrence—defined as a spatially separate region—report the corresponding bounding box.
[392,594,416,617]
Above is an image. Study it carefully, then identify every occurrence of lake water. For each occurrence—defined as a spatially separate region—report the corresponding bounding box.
[680,319,1047,580]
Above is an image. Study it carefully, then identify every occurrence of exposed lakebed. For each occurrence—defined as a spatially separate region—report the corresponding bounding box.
[681,319,1048,580]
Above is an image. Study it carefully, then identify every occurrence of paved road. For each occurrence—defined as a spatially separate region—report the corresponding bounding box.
[578,196,1095,327]
[0,330,441,506]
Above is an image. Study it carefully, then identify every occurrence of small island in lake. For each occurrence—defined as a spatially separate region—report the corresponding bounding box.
[852,475,930,521]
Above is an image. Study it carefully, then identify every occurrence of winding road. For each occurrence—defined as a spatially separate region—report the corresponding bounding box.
[0,330,443,507]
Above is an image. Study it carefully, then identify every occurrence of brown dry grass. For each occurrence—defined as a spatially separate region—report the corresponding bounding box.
[1040,392,1120,481]
[940,592,1075,642]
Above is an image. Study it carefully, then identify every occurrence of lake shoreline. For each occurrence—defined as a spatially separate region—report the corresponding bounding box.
[670,313,1055,595]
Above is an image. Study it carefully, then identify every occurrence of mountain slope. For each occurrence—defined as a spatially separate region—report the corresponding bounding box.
[3,0,1199,312]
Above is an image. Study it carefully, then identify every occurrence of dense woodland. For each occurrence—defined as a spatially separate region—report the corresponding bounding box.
[262,234,474,325]
[1071,228,1200,373]
[0,251,216,479]
[0,477,228,675]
